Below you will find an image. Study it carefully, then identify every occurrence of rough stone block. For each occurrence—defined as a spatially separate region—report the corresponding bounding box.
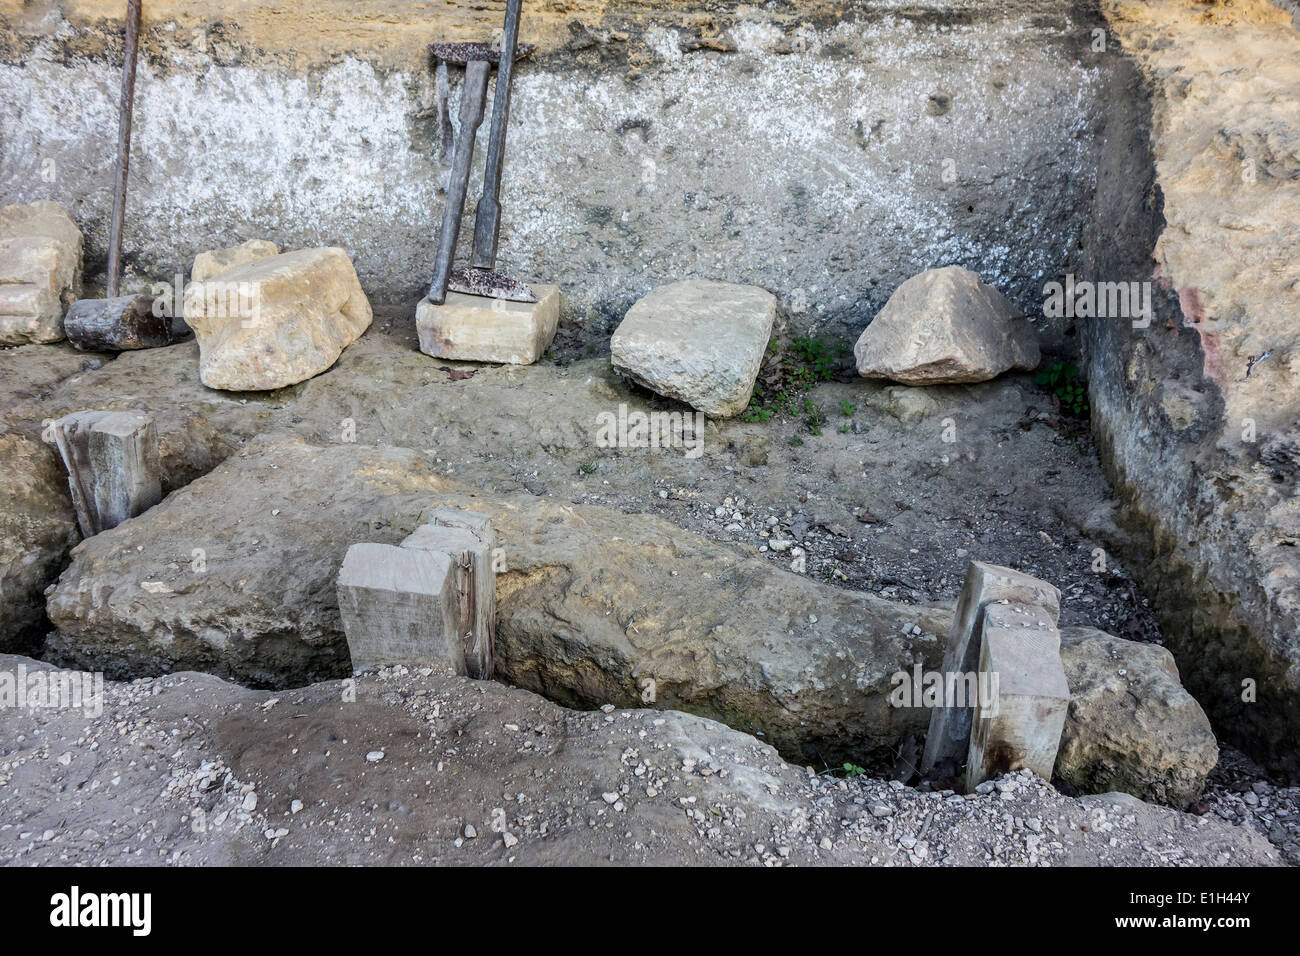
[965,610,1070,791]
[921,560,1060,780]
[51,410,162,537]
[854,266,1039,384]
[183,247,372,391]
[337,543,465,675]
[402,510,495,679]
[0,200,84,344]
[415,284,560,365]
[191,239,281,283]
[610,279,775,418]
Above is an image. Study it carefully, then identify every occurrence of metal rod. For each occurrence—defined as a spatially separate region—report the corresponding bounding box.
[428,59,491,304]
[471,0,524,271]
[107,0,143,299]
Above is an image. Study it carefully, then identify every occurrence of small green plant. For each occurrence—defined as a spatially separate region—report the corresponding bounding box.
[839,399,856,417]
[788,435,803,447]
[579,460,598,475]
[742,337,849,423]
[1036,361,1089,417]
[839,423,852,434]
[843,762,867,778]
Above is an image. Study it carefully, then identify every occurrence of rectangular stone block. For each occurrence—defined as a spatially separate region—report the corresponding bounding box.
[965,610,1070,791]
[920,560,1061,781]
[415,284,559,365]
[51,410,162,537]
[337,543,465,675]
[401,510,495,679]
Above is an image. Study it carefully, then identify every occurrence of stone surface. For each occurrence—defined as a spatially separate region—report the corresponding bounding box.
[337,543,463,675]
[0,655,1279,866]
[0,434,78,653]
[966,614,1070,792]
[0,7,1115,347]
[922,561,1061,781]
[183,247,372,391]
[1057,627,1219,808]
[44,435,1198,801]
[0,200,83,345]
[855,267,1040,385]
[415,285,559,365]
[64,293,171,351]
[611,279,776,417]
[1086,0,1300,778]
[191,239,280,283]
[51,410,162,537]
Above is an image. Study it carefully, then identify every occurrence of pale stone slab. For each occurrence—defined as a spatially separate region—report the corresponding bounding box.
[183,247,372,391]
[337,543,465,675]
[610,279,775,418]
[401,511,495,679]
[51,410,162,537]
[854,266,1039,384]
[965,617,1070,791]
[920,560,1060,780]
[0,200,84,345]
[415,284,559,365]
[191,239,281,283]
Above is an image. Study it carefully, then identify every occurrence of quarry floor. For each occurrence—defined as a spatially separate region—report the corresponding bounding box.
[1,308,1296,865]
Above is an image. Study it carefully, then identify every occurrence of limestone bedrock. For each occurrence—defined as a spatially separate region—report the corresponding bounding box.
[611,279,776,418]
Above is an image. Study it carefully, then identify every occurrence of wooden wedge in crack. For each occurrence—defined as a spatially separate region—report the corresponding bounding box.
[51,410,162,537]
[337,508,495,679]
[920,560,1061,782]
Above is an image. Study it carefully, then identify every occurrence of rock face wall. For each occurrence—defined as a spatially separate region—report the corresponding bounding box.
[1086,0,1300,778]
[0,0,1113,345]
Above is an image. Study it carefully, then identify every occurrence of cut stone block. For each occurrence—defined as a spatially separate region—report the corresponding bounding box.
[920,560,1060,781]
[64,294,172,351]
[337,543,465,675]
[401,509,495,679]
[854,266,1040,384]
[415,284,560,365]
[611,279,776,418]
[0,200,84,344]
[183,247,372,391]
[51,410,162,537]
[191,239,281,283]
[965,609,1070,791]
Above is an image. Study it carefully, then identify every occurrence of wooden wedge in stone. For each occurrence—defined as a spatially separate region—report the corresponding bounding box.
[337,543,465,675]
[920,560,1061,782]
[51,409,162,537]
[965,602,1070,791]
